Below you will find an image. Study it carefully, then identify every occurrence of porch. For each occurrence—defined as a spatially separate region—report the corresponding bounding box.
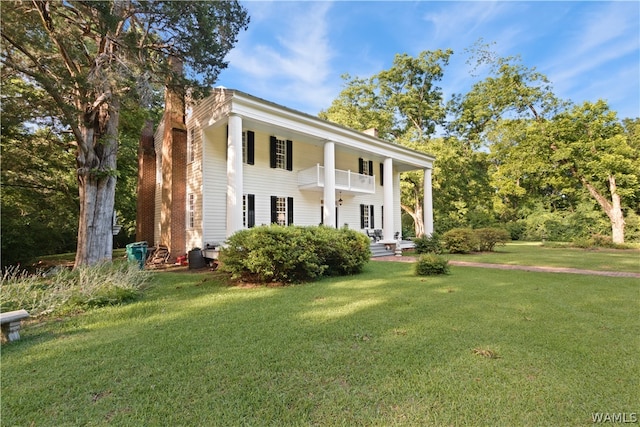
[370,239,416,258]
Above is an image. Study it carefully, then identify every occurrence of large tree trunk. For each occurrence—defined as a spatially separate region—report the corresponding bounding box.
[401,203,425,237]
[74,100,119,267]
[581,175,625,244]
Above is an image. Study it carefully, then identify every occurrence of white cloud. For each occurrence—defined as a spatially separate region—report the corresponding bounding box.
[222,1,335,113]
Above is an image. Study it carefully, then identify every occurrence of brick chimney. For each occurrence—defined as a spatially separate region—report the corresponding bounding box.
[363,128,379,138]
[159,57,187,259]
[136,119,156,243]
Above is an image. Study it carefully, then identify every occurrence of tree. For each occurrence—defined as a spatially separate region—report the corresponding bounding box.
[321,50,453,236]
[548,101,638,243]
[1,1,249,267]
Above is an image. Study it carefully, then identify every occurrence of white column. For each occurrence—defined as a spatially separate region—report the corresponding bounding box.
[423,168,434,236]
[323,141,336,227]
[383,157,394,241]
[226,114,243,237]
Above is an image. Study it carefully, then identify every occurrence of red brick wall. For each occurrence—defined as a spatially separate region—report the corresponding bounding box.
[159,84,187,259]
[170,128,187,257]
[136,120,156,243]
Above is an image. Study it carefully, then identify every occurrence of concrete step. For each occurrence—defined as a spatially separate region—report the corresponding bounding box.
[370,242,394,257]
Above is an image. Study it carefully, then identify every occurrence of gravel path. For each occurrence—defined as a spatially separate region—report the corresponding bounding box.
[371,256,640,278]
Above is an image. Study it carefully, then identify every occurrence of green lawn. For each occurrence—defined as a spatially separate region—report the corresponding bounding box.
[444,241,640,274]
[2,260,638,426]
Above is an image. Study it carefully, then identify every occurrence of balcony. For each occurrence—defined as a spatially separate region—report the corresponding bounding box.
[298,164,375,194]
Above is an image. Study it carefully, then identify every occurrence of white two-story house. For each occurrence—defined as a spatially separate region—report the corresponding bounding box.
[137,88,434,259]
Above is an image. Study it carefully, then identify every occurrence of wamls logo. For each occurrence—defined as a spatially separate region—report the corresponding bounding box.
[592,412,638,424]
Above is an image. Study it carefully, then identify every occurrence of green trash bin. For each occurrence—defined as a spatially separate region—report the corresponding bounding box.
[126,241,148,269]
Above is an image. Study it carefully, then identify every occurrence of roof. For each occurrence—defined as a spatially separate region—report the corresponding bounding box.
[194,88,435,171]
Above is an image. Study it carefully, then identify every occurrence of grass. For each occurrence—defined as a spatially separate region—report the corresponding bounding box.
[2,258,639,426]
[443,241,640,274]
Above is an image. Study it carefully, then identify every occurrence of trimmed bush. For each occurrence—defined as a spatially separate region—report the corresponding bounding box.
[415,254,450,276]
[442,228,478,254]
[220,225,371,284]
[474,227,510,252]
[413,233,443,254]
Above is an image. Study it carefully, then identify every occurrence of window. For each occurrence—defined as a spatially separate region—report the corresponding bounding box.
[243,131,255,165]
[187,129,195,163]
[270,136,293,170]
[271,196,294,226]
[358,158,374,176]
[320,202,339,228]
[187,193,195,229]
[360,204,375,229]
[243,194,255,228]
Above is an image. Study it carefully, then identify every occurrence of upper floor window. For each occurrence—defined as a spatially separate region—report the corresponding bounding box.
[187,129,195,163]
[242,131,255,165]
[270,136,293,171]
[359,158,374,176]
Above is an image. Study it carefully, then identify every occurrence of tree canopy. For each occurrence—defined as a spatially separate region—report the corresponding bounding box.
[323,47,639,243]
[1,0,249,266]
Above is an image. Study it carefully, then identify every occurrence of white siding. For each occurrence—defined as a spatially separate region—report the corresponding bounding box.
[185,123,203,251]
[201,125,227,246]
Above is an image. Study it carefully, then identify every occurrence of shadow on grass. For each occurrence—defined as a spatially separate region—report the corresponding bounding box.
[3,262,639,425]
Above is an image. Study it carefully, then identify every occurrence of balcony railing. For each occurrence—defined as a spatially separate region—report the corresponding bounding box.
[298,164,375,194]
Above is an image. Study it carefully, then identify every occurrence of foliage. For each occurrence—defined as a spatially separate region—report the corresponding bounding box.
[0,262,150,316]
[320,50,453,236]
[413,233,443,254]
[1,1,250,266]
[0,75,154,265]
[474,227,511,251]
[415,253,450,275]
[569,234,635,250]
[441,228,478,254]
[220,225,371,284]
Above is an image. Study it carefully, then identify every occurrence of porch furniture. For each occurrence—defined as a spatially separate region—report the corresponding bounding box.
[365,229,377,242]
[1,309,30,343]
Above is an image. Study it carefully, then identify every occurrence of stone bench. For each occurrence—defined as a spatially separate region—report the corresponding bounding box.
[1,309,30,343]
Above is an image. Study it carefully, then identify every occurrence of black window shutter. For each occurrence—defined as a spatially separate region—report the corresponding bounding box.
[270,196,278,223]
[368,161,374,176]
[320,206,324,225]
[247,131,255,165]
[286,140,293,171]
[269,136,277,168]
[379,163,384,186]
[360,204,366,229]
[287,197,294,225]
[247,194,255,228]
[358,158,364,174]
[370,205,375,229]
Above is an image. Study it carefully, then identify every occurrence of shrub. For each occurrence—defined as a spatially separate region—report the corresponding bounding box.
[413,233,443,254]
[220,225,371,284]
[570,234,634,250]
[474,227,510,252]
[442,228,478,254]
[0,262,149,316]
[415,254,450,276]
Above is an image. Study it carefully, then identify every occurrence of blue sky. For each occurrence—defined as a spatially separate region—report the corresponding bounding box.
[217,1,639,121]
